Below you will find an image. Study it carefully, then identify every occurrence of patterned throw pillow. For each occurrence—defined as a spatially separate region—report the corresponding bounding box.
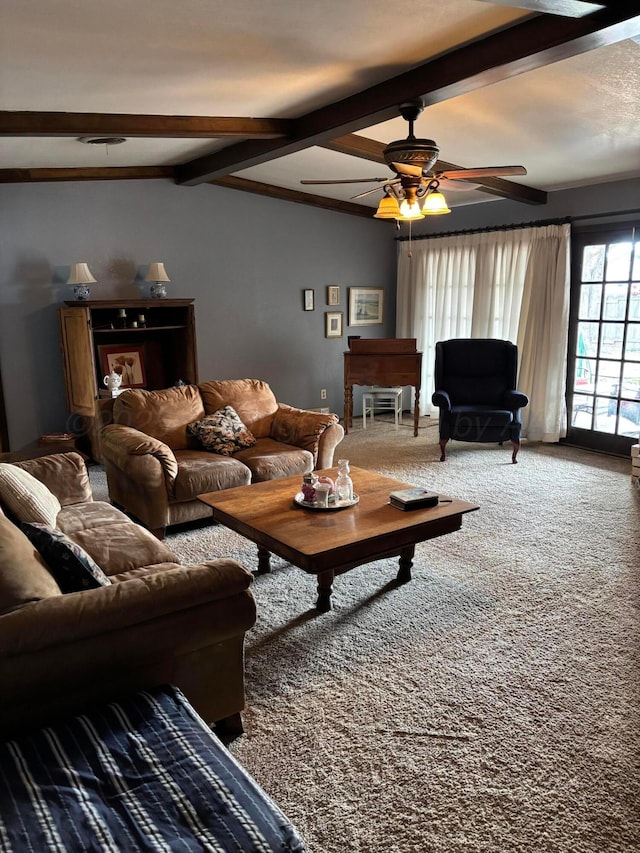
[0,463,61,527]
[188,406,257,456]
[20,523,111,593]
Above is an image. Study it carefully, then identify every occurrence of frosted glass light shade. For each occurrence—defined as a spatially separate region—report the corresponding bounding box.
[374,196,402,219]
[66,262,96,284]
[145,262,171,282]
[398,199,425,220]
[423,191,451,215]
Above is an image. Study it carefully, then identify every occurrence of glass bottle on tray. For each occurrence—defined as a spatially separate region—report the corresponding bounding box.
[335,459,354,503]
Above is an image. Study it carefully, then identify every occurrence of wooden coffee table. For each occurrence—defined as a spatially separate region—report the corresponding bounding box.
[199,466,478,612]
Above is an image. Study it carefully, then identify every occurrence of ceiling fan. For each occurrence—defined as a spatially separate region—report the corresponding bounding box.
[301,101,527,218]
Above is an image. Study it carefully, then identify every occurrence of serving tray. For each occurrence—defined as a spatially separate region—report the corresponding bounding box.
[294,492,359,511]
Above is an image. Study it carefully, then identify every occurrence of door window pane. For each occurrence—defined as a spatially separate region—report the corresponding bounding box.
[582,244,605,282]
[603,282,627,321]
[600,322,623,359]
[632,243,640,281]
[578,284,602,320]
[593,397,618,434]
[571,393,593,428]
[595,360,621,396]
[578,322,599,357]
[625,324,640,361]
[605,242,632,281]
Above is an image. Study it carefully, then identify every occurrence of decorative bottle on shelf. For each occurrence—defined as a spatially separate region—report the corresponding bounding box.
[335,459,354,503]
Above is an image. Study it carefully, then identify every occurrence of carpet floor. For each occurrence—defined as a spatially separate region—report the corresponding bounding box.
[91,419,640,853]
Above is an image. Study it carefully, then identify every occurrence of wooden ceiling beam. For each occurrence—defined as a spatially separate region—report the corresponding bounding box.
[0,167,174,183]
[175,4,640,186]
[0,112,291,139]
[210,176,374,218]
[323,134,547,205]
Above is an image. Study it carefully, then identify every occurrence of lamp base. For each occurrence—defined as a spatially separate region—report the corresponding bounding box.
[73,285,91,300]
[150,283,167,299]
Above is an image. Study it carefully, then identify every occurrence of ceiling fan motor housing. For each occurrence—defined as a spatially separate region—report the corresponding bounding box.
[383,137,440,174]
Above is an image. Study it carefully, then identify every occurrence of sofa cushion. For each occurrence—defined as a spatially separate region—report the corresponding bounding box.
[0,517,62,615]
[14,452,92,506]
[234,438,314,482]
[173,450,251,502]
[0,463,61,526]
[113,385,205,450]
[198,379,278,439]
[188,406,257,456]
[20,523,112,593]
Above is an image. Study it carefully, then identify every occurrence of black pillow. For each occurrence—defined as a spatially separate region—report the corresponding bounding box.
[20,523,111,593]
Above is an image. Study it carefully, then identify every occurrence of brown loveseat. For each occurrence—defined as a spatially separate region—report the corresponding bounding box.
[100,378,344,537]
[0,452,256,738]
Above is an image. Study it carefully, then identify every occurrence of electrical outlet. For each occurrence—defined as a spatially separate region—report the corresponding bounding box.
[320,388,327,400]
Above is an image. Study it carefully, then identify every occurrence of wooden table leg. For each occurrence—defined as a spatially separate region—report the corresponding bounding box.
[397,545,415,584]
[413,388,421,437]
[316,569,335,611]
[257,547,272,574]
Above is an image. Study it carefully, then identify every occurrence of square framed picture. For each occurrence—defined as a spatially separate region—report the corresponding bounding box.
[98,344,147,388]
[303,289,315,311]
[326,285,340,306]
[348,287,384,326]
[325,311,344,338]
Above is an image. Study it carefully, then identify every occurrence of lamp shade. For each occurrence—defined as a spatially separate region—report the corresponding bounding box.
[67,262,96,285]
[423,191,451,215]
[145,262,171,282]
[398,199,425,221]
[373,195,402,219]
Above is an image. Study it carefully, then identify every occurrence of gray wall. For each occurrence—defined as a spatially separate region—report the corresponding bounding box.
[0,180,397,450]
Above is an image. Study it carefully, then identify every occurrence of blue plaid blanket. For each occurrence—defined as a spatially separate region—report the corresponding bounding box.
[0,685,305,852]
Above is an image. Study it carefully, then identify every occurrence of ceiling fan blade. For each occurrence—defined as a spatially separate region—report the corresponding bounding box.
[351,181,399,200]
[391,162,424,178]
[437,165,527,180]
[437,177,480,192]
[300,177,390,185]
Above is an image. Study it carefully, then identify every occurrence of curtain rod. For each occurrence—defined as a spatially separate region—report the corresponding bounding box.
[395,207,640,242]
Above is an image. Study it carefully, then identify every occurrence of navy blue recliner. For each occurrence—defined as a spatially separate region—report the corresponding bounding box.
[431,338,529,463]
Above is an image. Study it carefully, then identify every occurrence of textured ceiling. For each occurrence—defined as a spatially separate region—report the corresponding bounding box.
[1,0,639,214]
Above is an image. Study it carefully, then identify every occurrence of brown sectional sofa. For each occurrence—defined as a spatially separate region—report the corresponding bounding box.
[0,451,256,738]
[101,378,344,537]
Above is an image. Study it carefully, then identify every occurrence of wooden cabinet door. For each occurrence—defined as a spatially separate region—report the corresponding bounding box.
[58,307,97,416]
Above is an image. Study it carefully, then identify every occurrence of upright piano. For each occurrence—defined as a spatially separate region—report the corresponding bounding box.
[343,338,423,436]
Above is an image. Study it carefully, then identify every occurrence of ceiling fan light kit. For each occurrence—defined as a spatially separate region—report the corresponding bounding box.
[301,99,526,221]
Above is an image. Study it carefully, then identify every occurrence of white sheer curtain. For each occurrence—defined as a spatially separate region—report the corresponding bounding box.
[396,223,571,441]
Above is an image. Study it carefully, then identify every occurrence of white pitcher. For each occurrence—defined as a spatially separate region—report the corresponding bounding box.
[103,370,123,396]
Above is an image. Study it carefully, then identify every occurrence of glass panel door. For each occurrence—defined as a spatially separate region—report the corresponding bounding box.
[565,224,640,455]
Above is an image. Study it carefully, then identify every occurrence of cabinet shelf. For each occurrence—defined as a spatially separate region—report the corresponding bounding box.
[91,325,188,333]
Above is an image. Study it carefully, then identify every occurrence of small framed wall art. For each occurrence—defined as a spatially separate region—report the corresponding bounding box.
[326,285,340,306]
[325,311,344,338]
[303,289,315,311]
[98,344,147,388]
[348,287,384,326]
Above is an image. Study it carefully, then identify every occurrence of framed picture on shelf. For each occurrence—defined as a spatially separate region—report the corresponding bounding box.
[326,285,340,306]
[98,344,147,388]
[348,287,384,326]
[303,289,315,311]
[325,311,343,338]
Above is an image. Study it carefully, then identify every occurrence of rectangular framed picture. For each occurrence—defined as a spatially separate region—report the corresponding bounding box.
[326,285,340,306]
[98,344,147,388]
[349,287,384,326]
[303,289,315,311]
[325,311,343,338]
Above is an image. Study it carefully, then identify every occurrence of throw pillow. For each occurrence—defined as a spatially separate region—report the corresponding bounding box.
[188,406,257,456]
[20,523,111,593]
[0,517,62,615]
[0,463,61,527]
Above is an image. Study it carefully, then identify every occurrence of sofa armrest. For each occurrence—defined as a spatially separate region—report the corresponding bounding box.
[316,422,345,469]
[0,559,253,657]
[101,424,178,489]
[431,390,451,411]
[270,404,341,465]
[503,389,529,410]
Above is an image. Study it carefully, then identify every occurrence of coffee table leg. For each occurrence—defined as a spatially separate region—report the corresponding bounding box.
[316,570,334,612]
[397,546,414,584]
[257,547,272,574]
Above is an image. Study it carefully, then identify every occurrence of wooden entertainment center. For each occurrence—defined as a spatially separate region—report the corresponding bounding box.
[59,299,198,462]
